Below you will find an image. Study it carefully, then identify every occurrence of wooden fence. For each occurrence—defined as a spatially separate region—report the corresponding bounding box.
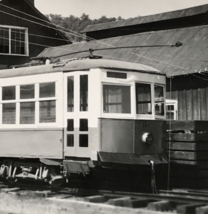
[167,121,208,188]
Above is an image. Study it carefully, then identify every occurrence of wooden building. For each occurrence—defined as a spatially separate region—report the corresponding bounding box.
[0,0,71,69]
[36,5,208,121]
[82,4,208,40]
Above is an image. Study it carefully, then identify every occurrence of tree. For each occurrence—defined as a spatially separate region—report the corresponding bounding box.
[46,13,125,42]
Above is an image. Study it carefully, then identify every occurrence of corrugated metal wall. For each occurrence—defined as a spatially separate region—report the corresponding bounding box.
[167,88,208,120]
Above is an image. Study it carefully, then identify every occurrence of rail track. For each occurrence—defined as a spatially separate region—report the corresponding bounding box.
[1,182,208,214]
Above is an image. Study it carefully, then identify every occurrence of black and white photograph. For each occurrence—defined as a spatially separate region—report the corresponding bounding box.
[0,0,208,213]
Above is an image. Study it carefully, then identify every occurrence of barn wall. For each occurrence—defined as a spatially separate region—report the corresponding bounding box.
[166,75,208,121]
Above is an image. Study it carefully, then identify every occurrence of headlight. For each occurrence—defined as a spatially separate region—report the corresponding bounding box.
[142,132,154,145]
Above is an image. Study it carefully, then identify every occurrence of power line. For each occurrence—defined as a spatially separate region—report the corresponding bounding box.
[0,9,87,41]
[0,3,94,42]
[0,3,207,79]
[0,6,184,72]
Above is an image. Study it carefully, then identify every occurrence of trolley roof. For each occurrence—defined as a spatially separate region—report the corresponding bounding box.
[0,59,164,79]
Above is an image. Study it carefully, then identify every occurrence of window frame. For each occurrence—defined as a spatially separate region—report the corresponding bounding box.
[135,81,154,119]
[0,25,29,56]
[154,84,165,118]
[0,81,58,127]
[166,99,178,120]
[102,82,134,118]
[135,82,166,120]
[135,82,152,116]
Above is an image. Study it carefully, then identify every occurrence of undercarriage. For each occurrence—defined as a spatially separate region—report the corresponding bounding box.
[0,159,65,188]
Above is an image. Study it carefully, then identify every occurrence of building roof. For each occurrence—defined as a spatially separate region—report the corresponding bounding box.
[83,4,208,33]
[36,25,208,77]
[0,58,162,78]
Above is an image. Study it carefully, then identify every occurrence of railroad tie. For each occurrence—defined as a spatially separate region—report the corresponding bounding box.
[177,203,206,214]
[196,205,208,214]
[84,195,107,203]
[148,200,173,211]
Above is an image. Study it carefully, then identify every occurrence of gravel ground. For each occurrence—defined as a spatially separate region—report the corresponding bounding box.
[0,192,166,214]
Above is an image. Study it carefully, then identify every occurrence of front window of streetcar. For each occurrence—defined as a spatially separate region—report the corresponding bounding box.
[103,85,131,114]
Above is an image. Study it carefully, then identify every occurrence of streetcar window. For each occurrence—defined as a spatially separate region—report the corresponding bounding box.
[154,85,165,116]
[79,134,88,147]
[67,134,74,147]
[20,84,34,99]
[136,83,152,114]
[79,119,88,131]
[67,76,74,112]
[80,75,88,111]
[39,82,55,98]
[2,86,15,100]
[67,119,74,131]
[107,71,127,79]
[39,100,56,123]
[103,85,131,114]
[2,103,16,124]
[20,102,35,124]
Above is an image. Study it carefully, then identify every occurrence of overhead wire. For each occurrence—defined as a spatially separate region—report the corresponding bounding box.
[0,3,208,80]
[1,2,208,192]
[0,9,88,42]
[0,3,98,42]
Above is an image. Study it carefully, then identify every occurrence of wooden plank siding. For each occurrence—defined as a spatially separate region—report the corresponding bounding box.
[167,87,208,120]
[167,121,208,188]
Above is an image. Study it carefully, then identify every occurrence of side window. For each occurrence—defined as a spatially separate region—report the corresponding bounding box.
[1,81,57,125]
[20,84,35,124]
[2,86,15,100]
[39,82,55,98]
[3,103,16,124]
[136,83,152,114]
[2,86,16,124]
[39,82,56,123]
[67,76,74,112]
[80,75,88,111]
[103,85,131,114]
[154,85,165,116]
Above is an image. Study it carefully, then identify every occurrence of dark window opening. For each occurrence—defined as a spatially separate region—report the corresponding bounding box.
[107,71,127,79]
[103,85,131,113]
[0,27,27,55]
[67,119,74,131]
[39,100,56,123]
[2,103,16,124]
[167,112,174,120]
[80,75,88,111]
[67,134,74,147]
[136,83,152,114]
[154,85,164,116]
[2,86,16,100]
[20,84,34,99]
[20,102,35,124]
[11,29,25,55]
[167,105,174,111]
[79,119,88,131]
[67,76,74,112]
[0,28,9,54]
[39,82,55,98]
[79,134,88,147]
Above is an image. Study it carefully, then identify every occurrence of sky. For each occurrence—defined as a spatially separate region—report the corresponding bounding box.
[35,0,208,19]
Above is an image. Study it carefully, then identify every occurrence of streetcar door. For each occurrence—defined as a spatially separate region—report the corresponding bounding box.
[63,72,90,158]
